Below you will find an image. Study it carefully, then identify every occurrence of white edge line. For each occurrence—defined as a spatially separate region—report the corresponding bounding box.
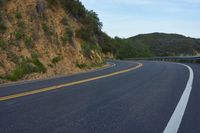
[163,63,194,133]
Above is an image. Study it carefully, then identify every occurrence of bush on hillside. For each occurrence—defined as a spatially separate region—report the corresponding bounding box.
[52,56,63,65]
[14,30,24,40]
[42,23,53,36]
[6,61,37,81]
[5,57,46,81]
[61,30,73,45]
[0,39,6,49]
[15,10,22,19]
[0,0,7,8]
[0,21,7,33]
[32,58,46,73]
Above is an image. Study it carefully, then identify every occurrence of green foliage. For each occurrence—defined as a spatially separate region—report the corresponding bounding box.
[31,51,40,59]
[42,23,53,36]
[81,42,92,57]
[76,10,102,43]
[83,10,102,34]
[32,58,46,73]
[126,33,200,57]
[17,20,26,29]
[0,21,7,33]
[76,28,91,42]
[48,63,54,68]
[76,62,104,69]
[52,56,63,65]
[98,32,120,54]
[76,62,88,69]
[116,40,153,59]
[61,0,86,19]
[15,10,22,19]
[14,30,24,40]
[81,42,97,57]
[6,60,37,81]
[196,60,200,63]
[0,39,6,49]
[81,42,102,58]
[61,30,73,45]
[0,0,7,8]
[60,0,102,44]
[5,57,46,81]
[23,35,33,47]
[46,0,58,6]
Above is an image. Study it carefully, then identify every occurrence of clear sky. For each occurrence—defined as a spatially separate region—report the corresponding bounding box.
[80,0,200,38]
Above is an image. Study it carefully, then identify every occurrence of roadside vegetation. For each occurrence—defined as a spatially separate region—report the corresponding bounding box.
[4,57,46,81]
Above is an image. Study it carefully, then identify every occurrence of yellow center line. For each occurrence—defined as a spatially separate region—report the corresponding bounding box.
[0,62,143,102]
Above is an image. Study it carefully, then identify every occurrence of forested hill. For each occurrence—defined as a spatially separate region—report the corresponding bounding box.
[116,33,200,59]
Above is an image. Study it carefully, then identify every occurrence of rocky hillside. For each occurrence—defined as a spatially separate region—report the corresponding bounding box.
[0,0,105,83]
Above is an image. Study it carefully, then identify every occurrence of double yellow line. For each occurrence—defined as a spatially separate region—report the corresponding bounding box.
[0,62,143,102]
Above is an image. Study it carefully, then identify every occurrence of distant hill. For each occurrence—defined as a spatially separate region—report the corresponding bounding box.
[129,33,200,56]
[116,33,200,59]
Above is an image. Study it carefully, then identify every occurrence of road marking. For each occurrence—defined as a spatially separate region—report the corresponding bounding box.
[0,62,143,102]
[163,63,194,133]
[0,62,116,88]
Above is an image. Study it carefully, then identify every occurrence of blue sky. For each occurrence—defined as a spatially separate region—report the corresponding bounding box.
[80,0,200,38]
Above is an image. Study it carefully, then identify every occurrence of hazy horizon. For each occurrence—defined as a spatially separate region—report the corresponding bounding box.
[80,0,200,39]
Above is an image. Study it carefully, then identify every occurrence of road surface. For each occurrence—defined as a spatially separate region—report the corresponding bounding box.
[0,61,199,133]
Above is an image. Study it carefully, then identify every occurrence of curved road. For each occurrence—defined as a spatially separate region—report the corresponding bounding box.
[0,61,199,133]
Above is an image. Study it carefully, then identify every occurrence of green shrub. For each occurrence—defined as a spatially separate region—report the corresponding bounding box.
[48,63,54,68]
[6,62,37,81]
[32,58,46,73]
[76,62,104,69]
[81,42,101,57]
[76,62,88,69]
[61,30,73,45]
[81,42,91,57]
[17,20,26,29]
[31,51,40,59]
[76,28,92,42]
[15,10,22,19]
[62,0,86,19]
[0,21,7,33]
[52,56,63,65]
[5,57,46,81]
[196,60,200,63]
[23,35,33,47]
[0,0,7,8]
[46,0,58,7]
[14,30,24,40]
[42,23,53,36]
[0,39,6,49]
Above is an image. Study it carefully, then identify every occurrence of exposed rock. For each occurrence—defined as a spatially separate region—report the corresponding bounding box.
[36,0,46,15]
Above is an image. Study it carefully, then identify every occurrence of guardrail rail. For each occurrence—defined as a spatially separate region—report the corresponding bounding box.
[126,56,200,63]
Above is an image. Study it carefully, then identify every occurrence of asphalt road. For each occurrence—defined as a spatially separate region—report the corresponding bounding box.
[0,61,199,133]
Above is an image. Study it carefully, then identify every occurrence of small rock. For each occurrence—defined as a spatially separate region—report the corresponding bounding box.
[36,0,46,15]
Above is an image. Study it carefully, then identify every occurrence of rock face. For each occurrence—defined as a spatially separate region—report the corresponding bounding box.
[0,0,104,83]
[36,0,46,15]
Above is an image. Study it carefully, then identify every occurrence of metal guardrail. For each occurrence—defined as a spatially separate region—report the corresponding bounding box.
[126,56,200,63]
